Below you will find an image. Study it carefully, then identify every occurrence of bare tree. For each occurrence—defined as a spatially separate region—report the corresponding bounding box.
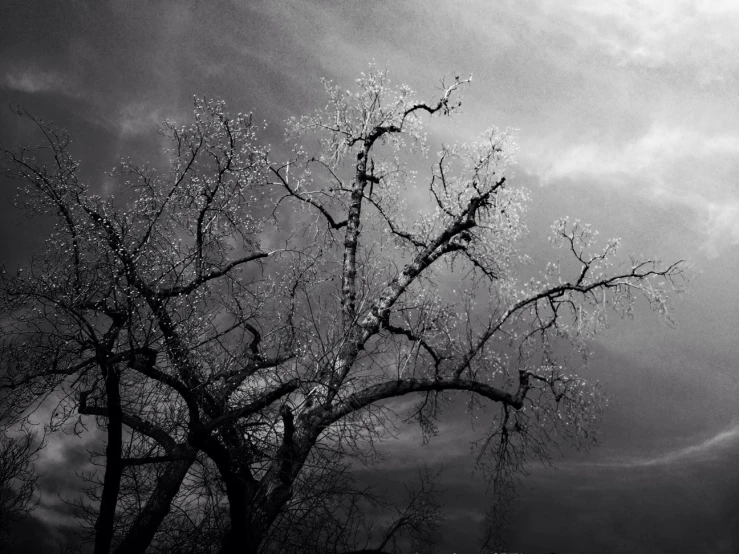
[0,428,41,546]
[0,66,684,553]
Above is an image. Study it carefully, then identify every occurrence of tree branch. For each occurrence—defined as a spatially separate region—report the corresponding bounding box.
[159,252,271,297]
[270,165,347,230]
[79,391,178,452]
[316,377,521,430]
[383,322,441,367]
[207,379,299,430]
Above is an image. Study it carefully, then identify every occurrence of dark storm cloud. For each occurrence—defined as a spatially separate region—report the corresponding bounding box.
[3,426,98,552]
[367,341,739,552]
[6,515,84,554]
[365,412,739,553]
[505,435,739,554]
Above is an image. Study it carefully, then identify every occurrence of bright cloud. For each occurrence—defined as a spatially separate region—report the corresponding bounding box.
[557,0,739,79]
[706,201,739,255]
[538,124,739,184]
[531,123,739,255]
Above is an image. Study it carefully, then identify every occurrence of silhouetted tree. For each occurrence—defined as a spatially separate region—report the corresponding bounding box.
[0,66,684,553]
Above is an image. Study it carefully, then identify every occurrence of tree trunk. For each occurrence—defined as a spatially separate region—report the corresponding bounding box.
[94,368,123,554]
[218,475,258,554]
[218,473,296,554]
[114,448,196,554]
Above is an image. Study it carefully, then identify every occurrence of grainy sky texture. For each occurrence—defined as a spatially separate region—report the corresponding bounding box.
[1,1,739,552]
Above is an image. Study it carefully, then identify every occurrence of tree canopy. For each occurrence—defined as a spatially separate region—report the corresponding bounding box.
[0,66,684,553]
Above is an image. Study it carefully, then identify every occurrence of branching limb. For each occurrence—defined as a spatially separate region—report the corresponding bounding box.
[79,391,178,452]
[207,379,300,430]
[158,252,271,297]
[316,377,521,430]
[270,165,348,230]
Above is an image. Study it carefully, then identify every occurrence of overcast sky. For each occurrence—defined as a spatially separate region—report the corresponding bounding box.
[1,1,739,552]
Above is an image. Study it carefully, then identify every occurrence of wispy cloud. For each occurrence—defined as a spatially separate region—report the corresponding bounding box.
[2,67,77,96]
[584,423,739,468]
[116,101,166,138]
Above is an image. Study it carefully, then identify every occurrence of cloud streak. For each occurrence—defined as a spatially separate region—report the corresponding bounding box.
[582,423,739,469]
